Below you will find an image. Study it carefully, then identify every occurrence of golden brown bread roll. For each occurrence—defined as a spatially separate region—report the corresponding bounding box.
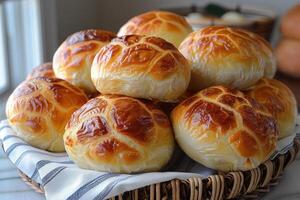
[64,95,174,173]
[171,86,278,171]
[53,29,116,94]
[245,78,297,139]
[26,62,55,80]
[281,4,300,40]
[91,35,191,102]
[276,38,300,78]
[179,26,276,91]
[118,10,193,47]
[6,77,88,152]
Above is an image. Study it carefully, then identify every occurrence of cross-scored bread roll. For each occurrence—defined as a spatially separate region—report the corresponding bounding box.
[118,11,193,47]
[179,26,276,91]
[91,35,191,102]
[6,77,88,152]
[64,95,174,173]
[245,78,297,139]
[53,29,116,94]
[26,62,55,80]
[171,86,278,172]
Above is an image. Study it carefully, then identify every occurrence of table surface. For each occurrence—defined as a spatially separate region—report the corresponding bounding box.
[0,73,299,200]
[0,146,45,200]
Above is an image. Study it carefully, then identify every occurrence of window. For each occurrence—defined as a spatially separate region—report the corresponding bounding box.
[0,0,43,91]
[0,3,9,93]
[0,0,44,119]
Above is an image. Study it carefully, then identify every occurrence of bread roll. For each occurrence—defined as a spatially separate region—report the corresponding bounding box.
[91,35,191,102]
[179,26,276,91]
[245,78,297,139]
[281,4,300,40]
[118,11,192,47]
[171,86,278,171]
[276,38,300,78]
[53,29,116,94]
[27,62,55,80]
[64,95,174,173]
[6,77,88,152]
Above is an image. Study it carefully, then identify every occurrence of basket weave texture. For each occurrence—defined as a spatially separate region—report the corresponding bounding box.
[19,138,300,200]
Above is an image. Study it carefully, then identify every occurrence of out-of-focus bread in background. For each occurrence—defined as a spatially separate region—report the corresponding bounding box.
[281,4,300,40]
[276,4,300,78]
[276,38,300,78]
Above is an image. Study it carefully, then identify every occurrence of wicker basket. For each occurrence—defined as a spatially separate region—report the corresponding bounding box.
[19,138,300,200]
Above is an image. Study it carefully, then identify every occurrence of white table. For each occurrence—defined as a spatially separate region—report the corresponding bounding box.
[0,146,45,200]
[0,146,299,200]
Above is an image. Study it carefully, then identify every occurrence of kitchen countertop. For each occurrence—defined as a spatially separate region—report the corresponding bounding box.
[0,73,299,200]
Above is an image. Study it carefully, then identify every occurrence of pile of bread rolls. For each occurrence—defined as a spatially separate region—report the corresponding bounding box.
[6,10,298,173]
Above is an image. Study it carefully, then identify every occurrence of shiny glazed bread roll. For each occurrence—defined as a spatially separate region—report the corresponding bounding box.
[245,78,297,139]
[6,77,88,152]
[53,29,116,94]
[64,95,174,173]
[118,10,193,47]
[179,26,276,91]
[91,35,191,102]
[171,86,278,171]
[26,62,55,80]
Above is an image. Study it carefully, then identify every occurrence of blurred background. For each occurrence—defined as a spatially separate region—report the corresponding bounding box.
[0,0,300,119]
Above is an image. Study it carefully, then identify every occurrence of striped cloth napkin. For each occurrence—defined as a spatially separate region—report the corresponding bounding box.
[0,117,299,200]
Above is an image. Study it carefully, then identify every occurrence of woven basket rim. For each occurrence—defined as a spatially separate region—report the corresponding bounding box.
[18,137,300,200]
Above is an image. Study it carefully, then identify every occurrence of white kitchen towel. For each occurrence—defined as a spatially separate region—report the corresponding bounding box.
[0,116,299,200]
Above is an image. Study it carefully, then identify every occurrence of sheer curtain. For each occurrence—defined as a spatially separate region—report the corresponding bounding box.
[0,3,9,93]
[0,0,44,119]
[1,0,43,89]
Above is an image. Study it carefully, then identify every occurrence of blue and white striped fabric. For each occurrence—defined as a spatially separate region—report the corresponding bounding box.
[1,116,299,200]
